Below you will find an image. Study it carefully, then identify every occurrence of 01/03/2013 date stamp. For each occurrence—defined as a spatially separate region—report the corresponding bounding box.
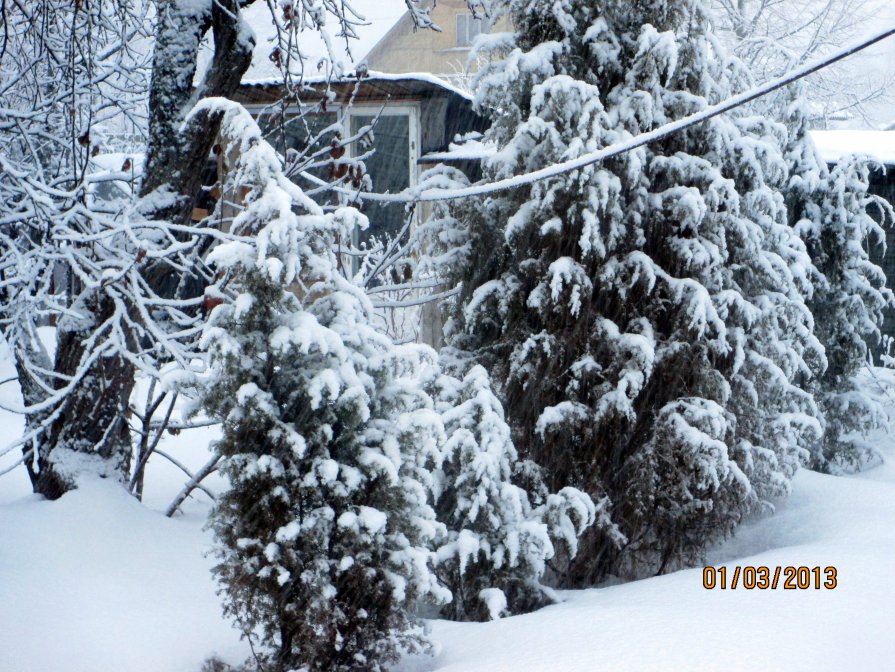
[703,566,837,590]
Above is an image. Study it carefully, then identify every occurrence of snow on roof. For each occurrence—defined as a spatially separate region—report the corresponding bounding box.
[809,130,895,166]
[334,70,474,101]
[196,1,410,85]
[241,69,474,102]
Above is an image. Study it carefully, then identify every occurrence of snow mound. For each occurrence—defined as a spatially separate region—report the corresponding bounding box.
[0,478,247,672]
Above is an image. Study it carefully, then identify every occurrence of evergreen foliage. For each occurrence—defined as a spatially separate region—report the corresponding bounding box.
[427,365,599,620]
[435,0,826,583]
[782,95,894,472]
[201,101,598,671]
[202,103,449,671]
[808,157,894,472]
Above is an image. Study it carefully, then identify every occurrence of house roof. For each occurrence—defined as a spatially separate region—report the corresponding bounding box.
[237,70,473,102]
[809,130,895,166]
[196,0,410,85]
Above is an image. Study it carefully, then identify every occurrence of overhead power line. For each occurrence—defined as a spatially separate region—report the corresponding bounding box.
[303,24,895,204]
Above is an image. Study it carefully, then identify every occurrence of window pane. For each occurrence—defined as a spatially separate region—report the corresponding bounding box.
[457,14,488,46]
[456,15,468,47]
[257,111,339,183]
[350,114,411,245]
[469,19,481,42]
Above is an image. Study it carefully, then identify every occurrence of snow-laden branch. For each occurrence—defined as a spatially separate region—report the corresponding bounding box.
[371,286,460,309]
[164,452,221,517]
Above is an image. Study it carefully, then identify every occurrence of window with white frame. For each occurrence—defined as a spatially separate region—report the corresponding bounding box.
[349,108,417,247]
[456,13,490,47]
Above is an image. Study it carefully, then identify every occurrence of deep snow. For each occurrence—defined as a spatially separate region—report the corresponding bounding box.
[1,345,894,671]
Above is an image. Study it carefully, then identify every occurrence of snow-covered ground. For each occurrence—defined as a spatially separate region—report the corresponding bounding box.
[2,338,894,671]
[0,337,246,672]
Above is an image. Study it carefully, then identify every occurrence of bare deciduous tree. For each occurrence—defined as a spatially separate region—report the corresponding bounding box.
[1,0,444,500]
[711,0,893,125]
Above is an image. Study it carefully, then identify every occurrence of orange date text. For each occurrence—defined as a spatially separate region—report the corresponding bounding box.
[702,565,837,590]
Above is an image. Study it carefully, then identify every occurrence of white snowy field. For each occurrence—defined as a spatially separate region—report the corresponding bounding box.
[1,338,894,672]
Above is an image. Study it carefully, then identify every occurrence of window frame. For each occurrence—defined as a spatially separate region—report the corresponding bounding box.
[345,103,420,190]
[244,101,422,264]
[345,103,421,254]
[245,102,343,168]
[244,102,421,192]
[456,13,490,47]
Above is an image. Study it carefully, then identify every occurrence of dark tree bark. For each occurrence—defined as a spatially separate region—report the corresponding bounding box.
[141,0,254,226]
[28,291,136,498]
[13,336,55,492]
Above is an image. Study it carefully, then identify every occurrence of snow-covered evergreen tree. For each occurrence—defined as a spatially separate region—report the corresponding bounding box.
[427,365,599,620]
[437,0,825,582]
[776,88,894,474]
[201,101,450,672]
[809,156,894,473]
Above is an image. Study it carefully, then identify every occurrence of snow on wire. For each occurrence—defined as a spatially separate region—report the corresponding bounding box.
[300,25,895,205]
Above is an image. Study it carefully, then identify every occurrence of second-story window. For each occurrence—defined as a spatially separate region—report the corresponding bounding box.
[456,14,489,47]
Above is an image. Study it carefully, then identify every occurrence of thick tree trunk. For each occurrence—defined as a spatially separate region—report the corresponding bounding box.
[28,292,135,499]
[13,331,55,493]
[25,0,253,500]
[140,0,254,226]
